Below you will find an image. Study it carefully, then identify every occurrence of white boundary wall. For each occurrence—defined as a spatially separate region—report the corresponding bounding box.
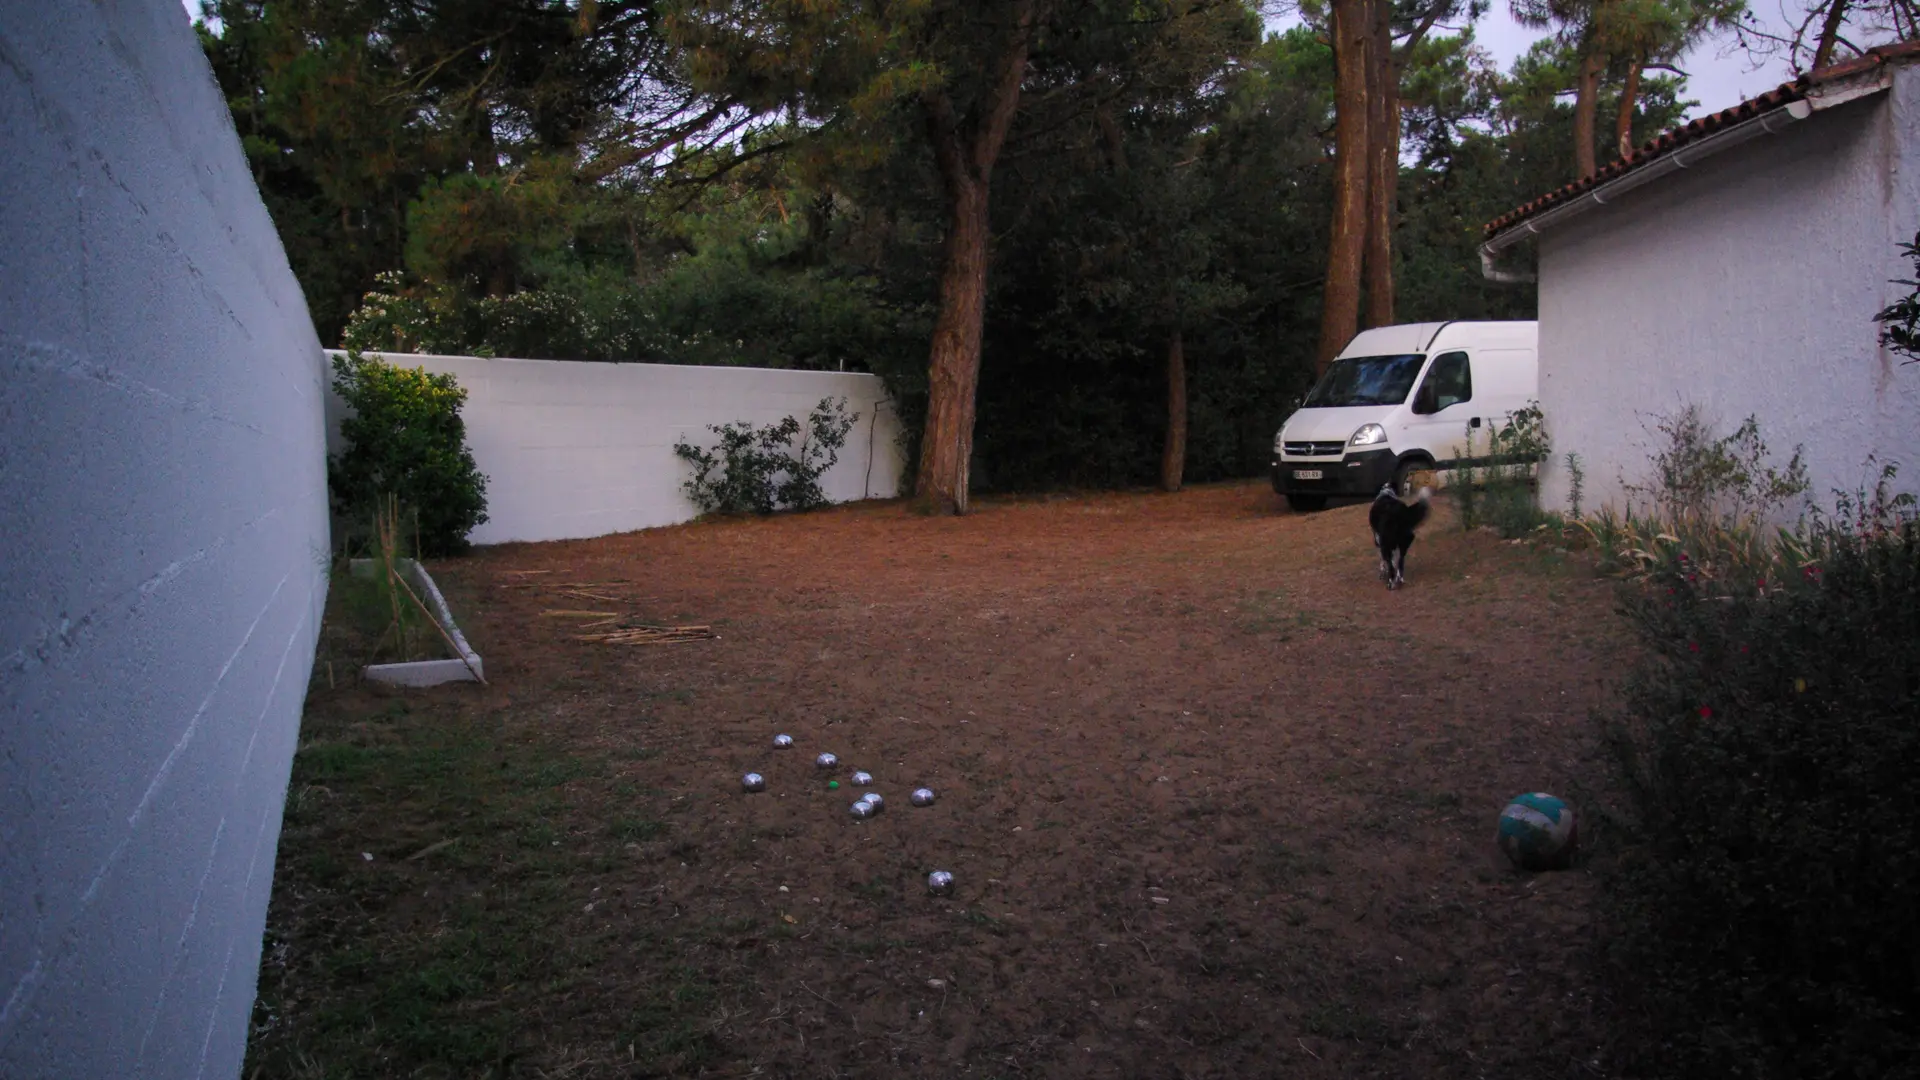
[2,2,331,1076]
[326,352,907,545]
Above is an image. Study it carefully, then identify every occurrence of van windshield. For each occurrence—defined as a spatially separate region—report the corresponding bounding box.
[1301,354,1425,408]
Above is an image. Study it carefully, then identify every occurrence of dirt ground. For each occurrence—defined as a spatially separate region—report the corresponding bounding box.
[254,482,1634,1079]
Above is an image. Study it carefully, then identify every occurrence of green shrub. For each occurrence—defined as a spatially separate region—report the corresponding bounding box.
[1452,400,1552,537]
[1624,404,1809,523]
[329,350,488,555]
[1602,464,1920,1080]
[1874,229,1920,364]
[673,398,858,516]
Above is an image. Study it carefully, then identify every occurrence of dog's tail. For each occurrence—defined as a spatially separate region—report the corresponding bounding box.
[1408,486,1432,527]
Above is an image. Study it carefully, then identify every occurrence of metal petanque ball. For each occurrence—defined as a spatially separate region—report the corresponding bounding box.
[910,788,936,807]
[816,752,838,769]
[927,870,955,896]
[773,734,794,749]
[851,771,874,786]
[861,792,884,812]
[742,772,766,793]
[850,799,877,819]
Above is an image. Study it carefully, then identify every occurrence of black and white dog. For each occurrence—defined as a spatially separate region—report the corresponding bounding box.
[1369,483,1432,590]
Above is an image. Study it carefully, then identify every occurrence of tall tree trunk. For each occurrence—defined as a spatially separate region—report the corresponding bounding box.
[1160,327,1188,493]
[1363,0,1398,330]
[1615,57,1643,160]
[1572,48,1605,180]
[1317,0,1372,374]
[1813,0,1851,68]
[916,177,992,514]
[912,0,1036,515]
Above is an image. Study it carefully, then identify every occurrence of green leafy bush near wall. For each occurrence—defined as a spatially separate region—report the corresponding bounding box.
[673,398,857,516]
[1451,401,1553,537]
[328,350,488,555]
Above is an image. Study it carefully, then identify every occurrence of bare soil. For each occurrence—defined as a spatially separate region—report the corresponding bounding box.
[253,482,1632,1079]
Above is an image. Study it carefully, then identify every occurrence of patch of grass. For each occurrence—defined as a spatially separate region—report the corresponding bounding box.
[1235,589,1333,638]
[1301,1001,1392,1043]
[1252,839,1332,886]
[958,908,1007,934]
[247,684,733,1078]
[609,817,667,842]
[621,967,724,1071]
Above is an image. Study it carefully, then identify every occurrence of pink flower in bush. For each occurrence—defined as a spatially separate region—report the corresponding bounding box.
[1698,705,1713,719]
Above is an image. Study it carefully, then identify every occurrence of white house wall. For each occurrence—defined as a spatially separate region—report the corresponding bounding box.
[1535,67,1920,517]
[325,353,907,545]
[1,2,332,1078]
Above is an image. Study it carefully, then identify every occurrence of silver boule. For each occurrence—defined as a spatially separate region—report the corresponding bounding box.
[851,771,874,786]
[910,788,936,807]
[816,752,838,769]
[742,772,766,792]
[861,792,884,811]
[773,734,794,748]
[927,870,955,895]
[850,799,876,819]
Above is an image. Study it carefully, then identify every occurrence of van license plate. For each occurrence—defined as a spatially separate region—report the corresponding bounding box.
[1292,469,1322,480]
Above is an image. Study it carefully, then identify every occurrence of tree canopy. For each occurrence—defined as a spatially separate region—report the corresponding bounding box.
[197,0,1779,498]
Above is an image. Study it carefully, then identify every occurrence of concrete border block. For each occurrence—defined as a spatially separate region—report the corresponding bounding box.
[347,558,485,686]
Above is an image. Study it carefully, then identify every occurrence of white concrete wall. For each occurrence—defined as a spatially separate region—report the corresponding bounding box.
[326,352,907,545]
[1,3,331,1079]
[1535,67,1920,518]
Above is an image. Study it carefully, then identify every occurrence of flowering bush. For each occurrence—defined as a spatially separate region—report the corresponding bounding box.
[328,350,488,554]
[1603,463,1920,1079]
[672,398,858,515]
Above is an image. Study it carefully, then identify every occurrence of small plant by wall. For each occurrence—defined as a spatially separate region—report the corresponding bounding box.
[673,397,858,515]
[1451,401,1552,537]
[329,349,489,555]
[1621,404,1808,524]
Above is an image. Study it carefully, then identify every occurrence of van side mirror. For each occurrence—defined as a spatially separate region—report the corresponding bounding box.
[1413,382,1438,415]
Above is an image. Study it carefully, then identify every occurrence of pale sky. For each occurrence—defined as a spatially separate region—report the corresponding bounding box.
[178,0,1800,125]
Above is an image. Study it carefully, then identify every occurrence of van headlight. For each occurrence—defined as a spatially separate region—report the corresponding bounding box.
[1349,423,1387,447]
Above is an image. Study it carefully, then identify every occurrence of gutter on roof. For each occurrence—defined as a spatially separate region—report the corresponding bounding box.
[1478,97,1817,284]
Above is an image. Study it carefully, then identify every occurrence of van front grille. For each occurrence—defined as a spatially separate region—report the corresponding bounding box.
[1283,441,1347,458]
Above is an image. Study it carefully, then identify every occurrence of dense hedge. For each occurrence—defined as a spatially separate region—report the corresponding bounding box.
[1603,482,1920,1079]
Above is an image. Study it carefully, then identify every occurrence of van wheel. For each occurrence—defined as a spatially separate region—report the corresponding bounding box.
[1285,494,1328,513]
[1394,458,1435,496]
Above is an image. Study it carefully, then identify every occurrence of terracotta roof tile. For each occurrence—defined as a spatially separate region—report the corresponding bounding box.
[1483,40,1920,238]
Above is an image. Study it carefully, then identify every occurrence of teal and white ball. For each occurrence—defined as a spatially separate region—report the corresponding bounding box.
[1497,792,1578,870]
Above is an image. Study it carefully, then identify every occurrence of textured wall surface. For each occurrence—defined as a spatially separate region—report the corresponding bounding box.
[0,2,331,1078]
[327,352,907,544]
[1535,69,1920,516]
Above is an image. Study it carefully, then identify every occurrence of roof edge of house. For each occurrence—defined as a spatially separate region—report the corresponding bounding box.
[1481,39,1920,243]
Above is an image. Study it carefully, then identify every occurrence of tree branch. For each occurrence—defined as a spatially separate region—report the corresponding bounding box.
[922,86,966,195]
[971,0,1041,177]
[1393,3,1450,63]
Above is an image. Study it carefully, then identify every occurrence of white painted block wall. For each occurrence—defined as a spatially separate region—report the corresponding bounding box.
[327,352,907,544]
[1535,70,1920,518]
[0,3,331,1078]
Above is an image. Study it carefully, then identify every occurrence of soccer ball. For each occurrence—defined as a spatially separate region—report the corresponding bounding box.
[1497,792,1578,870]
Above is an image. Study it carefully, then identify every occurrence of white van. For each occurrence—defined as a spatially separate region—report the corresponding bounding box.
[1271,321,1538,511]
